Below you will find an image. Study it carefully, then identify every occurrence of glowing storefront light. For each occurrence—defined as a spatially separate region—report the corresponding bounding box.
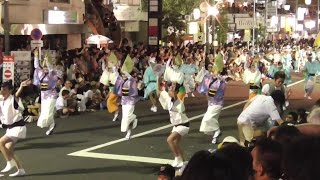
[193,8,201,20]
[188,22,198,34]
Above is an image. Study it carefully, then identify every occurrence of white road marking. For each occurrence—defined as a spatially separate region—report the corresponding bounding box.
[68,79,305,163]
[71,151,172,164]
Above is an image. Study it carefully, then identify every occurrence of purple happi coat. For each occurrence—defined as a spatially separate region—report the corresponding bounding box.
[197,74,226,106]
[33,57,61,100]
[114,76,138,105]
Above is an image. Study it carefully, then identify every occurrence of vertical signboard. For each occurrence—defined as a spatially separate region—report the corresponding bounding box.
[11,51,32,82]
[2,56,14,83]
[148,0,162,49]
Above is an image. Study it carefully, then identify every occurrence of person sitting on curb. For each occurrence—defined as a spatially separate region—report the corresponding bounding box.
[55,90,75,118]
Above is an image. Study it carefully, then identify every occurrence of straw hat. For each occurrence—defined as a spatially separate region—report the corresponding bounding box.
[121,54,134,74]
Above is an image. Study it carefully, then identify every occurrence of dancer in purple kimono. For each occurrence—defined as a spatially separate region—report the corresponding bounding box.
[198,66,226,144]
[114,55,138,139]
[33,49,62,135]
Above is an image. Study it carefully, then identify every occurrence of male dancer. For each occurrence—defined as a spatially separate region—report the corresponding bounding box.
[143,58,158,112]
[0,80,28,177]
[303,52,320,99]
[33,49,61,135]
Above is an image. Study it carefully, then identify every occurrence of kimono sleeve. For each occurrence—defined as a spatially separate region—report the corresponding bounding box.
[33,68,41,86]
[159,91,173,110]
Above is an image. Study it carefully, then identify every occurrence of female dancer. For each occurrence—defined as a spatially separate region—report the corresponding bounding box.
[197,66,226,144]
[100,52,120,121]
[243,60,262,99]
[114,55,138,139]
[33,48,61,135]
[159,80,189,168]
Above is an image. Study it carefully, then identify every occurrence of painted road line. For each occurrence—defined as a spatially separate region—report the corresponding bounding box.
[69,79,305,156]
[71,151,172,165]
[68,99,248,155]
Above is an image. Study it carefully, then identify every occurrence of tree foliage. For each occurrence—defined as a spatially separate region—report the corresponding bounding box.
[162,0,202,31]
[215,8,228,44]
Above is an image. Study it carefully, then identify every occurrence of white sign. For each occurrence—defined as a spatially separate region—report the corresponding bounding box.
[267,2,277,16]
[48,10,78,24]
[148,37,158,46]
[11,51,32,81]
[235,18,254,30]
[114,5,147,21]
[2,56,14,82]
[31,40,43,48]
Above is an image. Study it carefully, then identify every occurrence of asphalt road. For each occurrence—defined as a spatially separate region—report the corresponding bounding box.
[0,73,318,180]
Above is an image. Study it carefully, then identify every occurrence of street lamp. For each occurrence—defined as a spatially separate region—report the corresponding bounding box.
[208,5,219,16]
[305,20,315,35]
[305,0,312,5]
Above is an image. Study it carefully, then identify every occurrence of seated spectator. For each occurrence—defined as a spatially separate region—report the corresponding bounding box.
[26,95,41,122]
[59,80,72,97]
[56,90,75,117]
[157,164,175,180]
[90,83,103,110]
[296,108,307,124]
[84,83,94,109]
[251,138,283,180]
[283,136,320,180]
[283,111,298,125]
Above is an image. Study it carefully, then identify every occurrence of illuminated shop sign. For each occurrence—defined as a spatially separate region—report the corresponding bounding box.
[48,10,77,24]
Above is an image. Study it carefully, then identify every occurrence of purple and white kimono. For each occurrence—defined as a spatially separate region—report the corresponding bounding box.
[33,57,61,128]
[115,75,139,132]
[197,74,226,134]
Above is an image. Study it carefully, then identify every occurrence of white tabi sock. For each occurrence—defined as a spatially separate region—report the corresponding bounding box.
[46,123,56,135]
[9,168,26,177]
[171,157,179,167]
[1,159,17,173]
[125,129,132,140]
[112,112,119,122]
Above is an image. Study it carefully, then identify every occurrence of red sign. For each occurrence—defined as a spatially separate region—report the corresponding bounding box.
[3,56,14,62]
[2,56,14,81]
[4,70,12,79]
[31,28,43,40]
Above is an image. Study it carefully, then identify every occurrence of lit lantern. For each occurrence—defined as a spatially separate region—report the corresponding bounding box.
[284,4,290,11]
[193,8,201,20]
[305,0,312,5]
[188,22,199,34]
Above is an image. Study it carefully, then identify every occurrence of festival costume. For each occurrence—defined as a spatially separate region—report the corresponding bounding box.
[180,63,198,95]
[243,68,262,99]
[304,60,320,98]
[33,54,61,135]
[100,53,120,120]
[159,89,189,168]
[197,73,226,144]
[163,56,186,102]
[115,55,138,139]
[0,94,26,177]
